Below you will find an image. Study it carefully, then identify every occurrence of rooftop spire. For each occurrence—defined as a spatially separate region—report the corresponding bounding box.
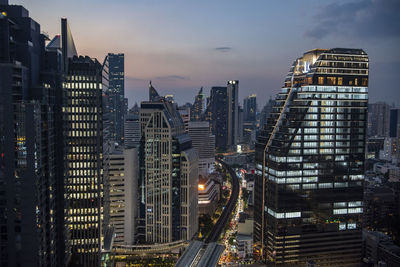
[149,81,160,102]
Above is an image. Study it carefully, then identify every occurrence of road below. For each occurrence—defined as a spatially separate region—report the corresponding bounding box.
[205,158,239,243]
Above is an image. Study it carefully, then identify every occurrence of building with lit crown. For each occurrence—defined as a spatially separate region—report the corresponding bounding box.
[254,48,368,266]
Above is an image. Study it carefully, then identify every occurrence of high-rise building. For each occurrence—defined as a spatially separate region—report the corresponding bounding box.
[0,3,68,266]
[61,18,109,266]
[108,147,138,245]
[227,80,239,148]
[178,106,190,133]
[390,108,400,138]
[191,87,205,121]
[124,108,140,149]
[188,121,215,176]
[368,102,390,137]
[107,53,125,144]
[208,86,228,151]
[139,86,198,243]
[243,94,257,143]
[244,94,257,122]
[259,98,275,128]
[238,106,244,143]
[254,48,368,266]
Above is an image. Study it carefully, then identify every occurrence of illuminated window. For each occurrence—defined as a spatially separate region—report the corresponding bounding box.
[327,77,336,85]
[318,77,324,85]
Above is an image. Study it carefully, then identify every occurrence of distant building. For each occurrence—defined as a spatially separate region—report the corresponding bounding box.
[364,186,396,235]
[363,230,400,267]
[206,81,239,152]
[243,94,257,144]
[124,108,140,149]
[188,121,215,176]
[367,137,385,159]
[178,106,190,133]
[191,87,205,121]
[140,86,198,243]
[389,108,400,138]
[237,219,253,259]
[227,80,239,148]
[243,94,257,122]
[198,178,220,215]
[368,102,391,137]
[259,98,275,128]
[106,53,125,144]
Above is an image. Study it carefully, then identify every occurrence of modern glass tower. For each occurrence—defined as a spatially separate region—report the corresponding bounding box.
[61,18,110,266]
[254,48,368,266]
[208,87,228,151]
[107,53,125,144]
[0,3,67,266]
[65,55,109,266]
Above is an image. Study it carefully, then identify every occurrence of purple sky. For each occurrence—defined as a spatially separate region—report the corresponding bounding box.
[14,0,400,108]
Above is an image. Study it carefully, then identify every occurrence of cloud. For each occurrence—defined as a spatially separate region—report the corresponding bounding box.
[305,0,400,40]
[154,75,190,81]
[215,46,232,52]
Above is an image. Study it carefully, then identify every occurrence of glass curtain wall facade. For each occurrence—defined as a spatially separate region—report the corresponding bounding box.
[65,56,108,266]
[254,48,368,266]
[0,4,68,266]
[107,53,125,144]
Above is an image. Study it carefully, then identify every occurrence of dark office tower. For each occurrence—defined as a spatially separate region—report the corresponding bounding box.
[368,102,390,137]
[254,48,368,266]
[61,18,109,266]
[191,87,205,121]
[107,53,125,144]
[227,80,239,148]
[124,109,140,149]
[243,94,257,142]
[244,94,257,122]
[389,109,400,138]
[0,3,66,266]
[208,87,229,151]
[260,98,275,128]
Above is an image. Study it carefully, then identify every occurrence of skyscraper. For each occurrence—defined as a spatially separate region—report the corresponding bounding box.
[254,48,368,266]
[244,94,257,122]
[206,81,239,151]
[208,86,228,151]
[124,106,141,149]
[368,102,390,137]
[259,98,275,128]
[188,121,216,176]
[243,95,257,144]
[139,86,198,243]
[178,106,191,133]
[0,3,67,266]
[227,80,239,148]
[108,147,138,245]
[61,18,109,266]
[389,108,400,138]
[191,87,205,121]
[107,53,125,144]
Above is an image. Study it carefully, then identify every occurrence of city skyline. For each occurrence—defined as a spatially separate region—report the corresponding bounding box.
[14,0,400,107]
[2,0,400,266]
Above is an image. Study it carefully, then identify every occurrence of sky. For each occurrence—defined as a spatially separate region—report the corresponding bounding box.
[14,0,400,109]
